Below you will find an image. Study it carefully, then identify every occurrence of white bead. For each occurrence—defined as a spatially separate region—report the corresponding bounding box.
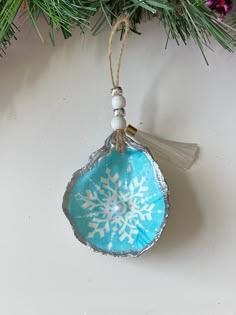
[111,116,126,130]
[112,95,126,109]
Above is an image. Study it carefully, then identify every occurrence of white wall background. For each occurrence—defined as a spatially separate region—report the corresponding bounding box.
[0,19,236,315]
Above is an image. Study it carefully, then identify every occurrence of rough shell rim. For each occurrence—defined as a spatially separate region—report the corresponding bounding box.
[62,132,169,257]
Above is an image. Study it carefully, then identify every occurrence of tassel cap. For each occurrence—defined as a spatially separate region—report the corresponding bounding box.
[126,125,137,137]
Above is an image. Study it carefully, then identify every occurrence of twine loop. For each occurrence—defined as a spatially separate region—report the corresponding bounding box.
[108,15,129,152]
[108,16,129,89]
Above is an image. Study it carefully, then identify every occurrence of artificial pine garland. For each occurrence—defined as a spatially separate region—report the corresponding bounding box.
[0,0,236,60]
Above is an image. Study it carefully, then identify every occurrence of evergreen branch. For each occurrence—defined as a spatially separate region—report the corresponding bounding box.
[0,0,236,60]
[0,0,23,53]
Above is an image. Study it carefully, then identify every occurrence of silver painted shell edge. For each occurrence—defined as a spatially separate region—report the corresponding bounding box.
[62,132,169,258]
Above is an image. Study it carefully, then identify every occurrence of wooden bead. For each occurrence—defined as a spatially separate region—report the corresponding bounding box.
[112,95,126,109]
[111,116,126,130]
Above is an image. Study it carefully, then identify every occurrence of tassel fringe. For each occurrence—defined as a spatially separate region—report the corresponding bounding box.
[126,125,199,170]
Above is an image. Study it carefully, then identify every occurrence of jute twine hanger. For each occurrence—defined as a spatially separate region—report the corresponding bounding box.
[108,16,129,152]
[108,15,129,89]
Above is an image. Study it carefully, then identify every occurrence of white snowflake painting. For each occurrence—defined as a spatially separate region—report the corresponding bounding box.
[68,149,167,255]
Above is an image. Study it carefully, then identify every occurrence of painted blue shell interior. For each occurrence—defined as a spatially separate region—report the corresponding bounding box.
[68,148,167,255]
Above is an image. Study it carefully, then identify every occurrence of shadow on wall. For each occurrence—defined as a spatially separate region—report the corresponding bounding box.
[135,66,203,262]
[149,161,202,256]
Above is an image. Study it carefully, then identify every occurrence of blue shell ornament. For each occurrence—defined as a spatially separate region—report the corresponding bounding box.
[63,132,169,257]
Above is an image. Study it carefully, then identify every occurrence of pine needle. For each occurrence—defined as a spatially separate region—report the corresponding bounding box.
[0,0,236,60]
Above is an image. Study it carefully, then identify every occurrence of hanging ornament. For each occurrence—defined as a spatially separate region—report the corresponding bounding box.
[62,16,199,257]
